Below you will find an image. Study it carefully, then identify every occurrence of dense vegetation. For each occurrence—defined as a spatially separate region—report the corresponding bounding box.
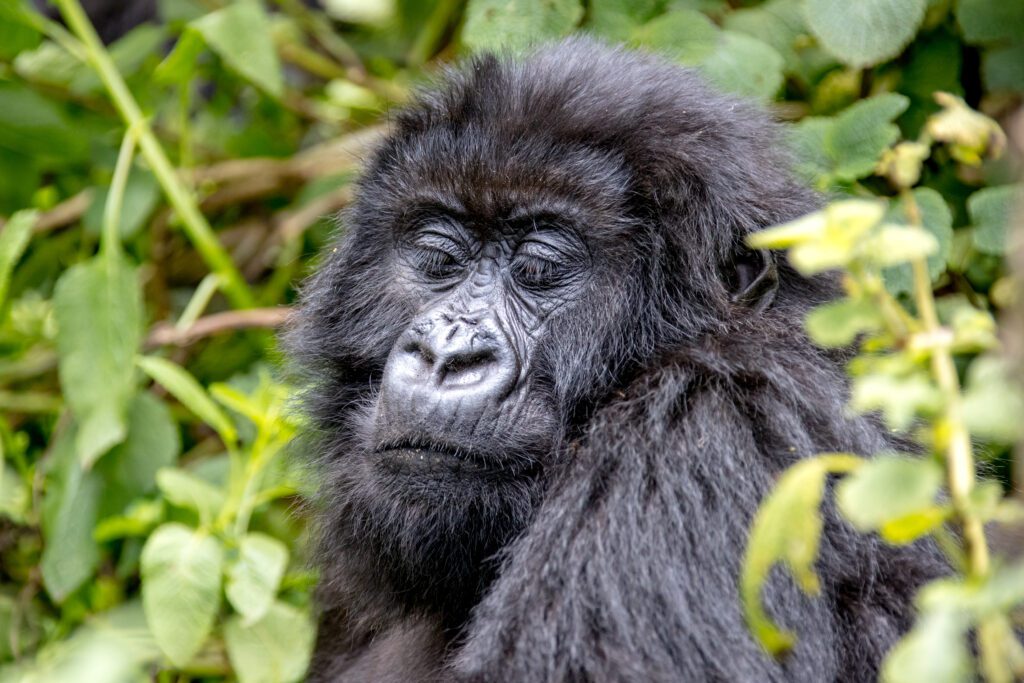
[0,0,1020,681]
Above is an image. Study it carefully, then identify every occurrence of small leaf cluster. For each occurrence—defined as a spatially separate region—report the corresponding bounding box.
[742,93,1024,682]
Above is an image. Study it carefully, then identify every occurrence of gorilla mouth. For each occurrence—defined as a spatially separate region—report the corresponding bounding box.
[376,438,490,473]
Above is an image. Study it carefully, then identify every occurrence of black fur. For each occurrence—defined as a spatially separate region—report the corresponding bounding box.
[288,39,947,682]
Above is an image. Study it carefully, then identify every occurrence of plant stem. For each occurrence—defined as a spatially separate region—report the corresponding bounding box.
[901,188,990,578]
[101,126,136,264]
[53,0,255,309]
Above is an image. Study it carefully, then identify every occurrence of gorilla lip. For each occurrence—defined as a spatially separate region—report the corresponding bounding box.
[376,438,489,473]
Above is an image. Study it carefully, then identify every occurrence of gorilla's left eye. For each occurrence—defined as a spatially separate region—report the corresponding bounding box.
[511,243,576,289]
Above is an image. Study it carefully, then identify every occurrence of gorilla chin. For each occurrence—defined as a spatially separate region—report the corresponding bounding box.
[290,37,948,682]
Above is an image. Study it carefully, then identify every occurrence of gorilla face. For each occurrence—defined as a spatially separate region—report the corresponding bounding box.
[374,208,592,477]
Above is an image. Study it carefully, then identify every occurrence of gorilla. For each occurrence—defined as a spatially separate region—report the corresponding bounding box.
[289,39,947,682]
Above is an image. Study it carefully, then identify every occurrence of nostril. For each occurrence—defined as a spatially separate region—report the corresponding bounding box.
[404,341,435,366]
[440,350,495,382]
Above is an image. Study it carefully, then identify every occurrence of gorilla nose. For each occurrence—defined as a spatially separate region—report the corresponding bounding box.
[388,316,517,399]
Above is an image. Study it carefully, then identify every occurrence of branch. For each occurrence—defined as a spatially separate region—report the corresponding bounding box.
[146,307,293,348]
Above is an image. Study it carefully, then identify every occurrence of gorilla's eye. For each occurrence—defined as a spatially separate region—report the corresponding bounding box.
[413,246,462,278]
[512,242,575,289]
[407,229,467,279]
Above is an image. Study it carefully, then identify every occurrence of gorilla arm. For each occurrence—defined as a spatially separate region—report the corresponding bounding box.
[453,333,945,682]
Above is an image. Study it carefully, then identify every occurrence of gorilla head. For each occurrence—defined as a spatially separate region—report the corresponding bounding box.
[291,38,944,682]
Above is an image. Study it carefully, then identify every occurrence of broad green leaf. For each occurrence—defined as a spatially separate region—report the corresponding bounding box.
[226,533,289,623]
[861,225,938,267]
[836,456,943,533]
[882,188,954,295]
[40,428,102,603]
[462,0,583,53]
[95,392,180,517]
[956,0,1024,45]
[881,608,972,683]
[584,0,666,41]
[961,356,1024,443]
[0,209,36,312]
[0,13,40,60]
[788,95,909,186]
[741,453,862,655]
[851,370,942,431]
[969,184,1021,256]
[54,253,143,467]
[827,94,910,181]
[722,0,806,73]
[805,298,884,347]
[629,9,718,63]
[984,43,1024,92]
[698,31,784,100]
[156,468,226,525]
[138,355,238,444]
[224,601,314,683]
[191,0,284,98]
[805,0,926,68]
[0,464,29,523]
[141,523,224,667]
[879,506,949,545]
[0,82,88,160]
[83,168,160,239]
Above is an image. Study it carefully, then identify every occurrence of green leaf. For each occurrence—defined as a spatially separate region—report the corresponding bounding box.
[191,0,284,98]
[0,12,40,60]
[851,370,942,431]
[462,0,584,53]
[861,225,938,267]
[141,523,224,667]
[722,0,807,74]
[969,184,1022,256]
[805,297,884,347]
[0,82,89,160]
[881,608,972,683]
[0,209,36,312]
[70,24,168,94]
[95,392,180,518]
[154,28,205,84]
[629,9,718,63]
[882,188,954,295]
[805,0,926,68]
[741,453,863,655]
[827,94,910,181]
[956,0,1024,45]
[83,168,160,240]
[836,456,943,534]
[788,94,910,186]
[54,253,143,467]
[155,468,226,526]
[226,533,289,624]
[961,356,1024,443]
[698,31,785,100]
[138,355,238,444]
[583,0,666,41]
[984,43,1024,92]
[224,601,314,683]
[41,428,102,603]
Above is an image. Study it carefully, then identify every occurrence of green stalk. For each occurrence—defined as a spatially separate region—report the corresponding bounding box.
[101,127,136,264]
[54,0,255,309]
[901,188,990,580]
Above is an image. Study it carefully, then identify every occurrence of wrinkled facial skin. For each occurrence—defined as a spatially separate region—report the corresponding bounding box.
[375,211,591,477]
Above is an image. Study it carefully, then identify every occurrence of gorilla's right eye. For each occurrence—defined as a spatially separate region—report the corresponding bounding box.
[412,246,462,278]
[406,229,467,279]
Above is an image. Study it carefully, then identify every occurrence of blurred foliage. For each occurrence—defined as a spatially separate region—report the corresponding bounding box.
[0,0,1020,681]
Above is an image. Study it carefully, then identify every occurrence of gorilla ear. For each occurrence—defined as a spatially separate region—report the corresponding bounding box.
[727,249,778,313]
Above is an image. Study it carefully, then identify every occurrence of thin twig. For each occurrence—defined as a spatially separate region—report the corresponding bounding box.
[146,307,293,347]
